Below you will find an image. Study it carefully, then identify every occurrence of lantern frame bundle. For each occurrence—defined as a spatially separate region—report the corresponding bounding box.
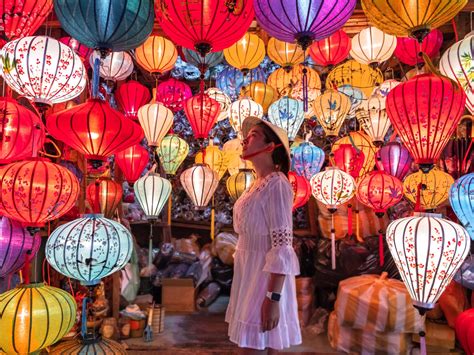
[180,164,219,209]
[114,144,150,184]
[134,173,172,220]
[137,103,174,147]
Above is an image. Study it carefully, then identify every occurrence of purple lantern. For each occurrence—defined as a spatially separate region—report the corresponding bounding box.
[376,142,413,180]
[0,217,41,278]
[254,0,356,49]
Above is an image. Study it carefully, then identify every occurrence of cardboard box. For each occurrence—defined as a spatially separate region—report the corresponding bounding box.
[162,278,196,313]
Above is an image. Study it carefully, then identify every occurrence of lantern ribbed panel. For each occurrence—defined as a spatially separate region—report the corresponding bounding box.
[180,164,219,208]
[46,214,133,285]
[226,169,256,201]
[312,90,351,137]
[50,337,127,354]
[394,29,443,66]
[337,85,366,118]
[0,159,80,227]
[115,144,149,184]
[223,138,254,176]
[195,144,229,180]
[386,73,467,170]
[310,167,356,210]
[376,142,413,180]
[267,37,305,68]
[205,88,231,122]
[47,99,144,162]
[241,81,278,113]
[268,97,304,141]
[86,178,123,218]
[182,48,224,69]
[450,173,474,239]
[356,171,403,213]
[115,80,151,120]
[0,36,87,105]
[134,173,172,219]
[288,172,311,210]
[229,98,263,138]
[0,283,77,354]
[155,0,254,53]
[0,217,41,277]
[184,94,220,139]
[332,144,365,179]
[309,29,351,67]
[267,65,321,101]
[135,35,177,75]
[224,33,266,72]
[356,94,392,145]
[217,66,266,101]
[156,78,192,113]
[386,213,470,309]
[89,51,134,82]
[157,134,189,175]
[137,103,174,147]
[291,141,325,181]
[54,0,154,51]
[350,27,397,66]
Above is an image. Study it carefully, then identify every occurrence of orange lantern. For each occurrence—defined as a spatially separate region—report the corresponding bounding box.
[86,178,123,218]
[135,35,178,76]
[312,90,351,137]
[223,33,265,73]
[240,81,278,113]
[267,37,305,69]
[267,64,321,102]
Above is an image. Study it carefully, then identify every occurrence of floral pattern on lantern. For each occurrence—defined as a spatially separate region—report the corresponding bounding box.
[138,103,174,147]
[134,173,172,219]
[184,94,221,139]
[372,79,400,98]
[89,50,134,82]
[291,141,325,181]
[115,144,149,184]
[268,97,304,141]
[267,37,305,69]
[356,171,403,214]
[115,80,151,120]
[229,98,263,138]
[86,178,123,218]
[241,81,278,113]
[156,78,192,113]
[394,29,443,67]
[376,142,413,180]
[449,173,474,239]
[157,134,189,175]
[205,88,231,122]
[337,85,366,118]
[350,26,397,66]
[356,93,392,146]
[288,172,311,210]
[310,167,356,211]
[309,29,351,67]
[217,66,266,101]
[180,164,219,208]
[226,169,256,201]
[195,143,229,180]
[224,32,265,73]
[312,90,351,137]
[135,35,177,75]
[332,144,365,180]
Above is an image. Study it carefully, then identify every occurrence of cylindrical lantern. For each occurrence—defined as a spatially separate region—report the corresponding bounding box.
[156,78,193,113]
[134,173,172,219]
[180,164,219,208]
[350,26,397,66]
[240,81,278,113]
[0,283,77,354]
[394,29,443,67]
[217,66,266,101]
[135,35,177,75]
[224,32,265,73]
[182,48,224,71]
[291,141,325,181]
[115,144,149,184]
[376,142,413,180]
[89,50,134,82]
[356,93,392,146]
[288,172,311,210]
[195,143,229,180]
[332,144,365,179]
[157,134,189,176]
[450,173,474,239]
[46,214,133,285]
[226,169,256,201]
[223,138,254,176]
[184,94,221,139]
[267,37,305,69]
[309,29,351,67]
[137,103,174,147]
[229,98,264,138]
[50,337,127,355]
[205,88,231,122]
[268,97,304,141]
[115,80,151,120]
[86,178,123,218]
[312,90,351,137]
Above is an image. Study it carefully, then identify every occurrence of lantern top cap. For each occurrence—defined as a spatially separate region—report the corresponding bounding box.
[413,212,443,218]
[81,213,104,218]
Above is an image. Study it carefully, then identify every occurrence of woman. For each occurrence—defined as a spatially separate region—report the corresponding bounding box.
[225,116,302,354]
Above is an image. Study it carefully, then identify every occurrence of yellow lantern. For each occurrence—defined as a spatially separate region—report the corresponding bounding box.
[135,35,178,75]
[356,93,392,146]
[0,283,77,354]
[157,134,189,175]
[361,0,467,41]
[350,26,397,66]
[403,168,454,210]
[312,90,351,137]
[223,32,266,73]
[226,168,256,201]
[195,141,229,180]
[267,37,305,69]
[223,138,254,175]
[240,81,278,113]
[326,60,384,97]
[267,64,321,102]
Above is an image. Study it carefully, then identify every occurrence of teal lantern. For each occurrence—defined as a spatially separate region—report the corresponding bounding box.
[182,48,224,72]
[450,173,474,240]
[291,141,325,181]
[268,97,304,141]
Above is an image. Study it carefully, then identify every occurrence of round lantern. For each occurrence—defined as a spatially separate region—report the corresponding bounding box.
[337,85,366,118]
[115,80,151,120]
[449,173,474,239]
[372,79,401,98]
[0,36,87,107]
[182,48,224,71]
[47,99,144,166]
[268,97,304,141]
[223,138,254,176]
[350,26,397,66]
[288,172,311,210]
[89,50,133,82]
[291,141,325,181]
[223,32,265,73]
[310,167,356,212]
[205,88,231,122]
[0,283,77,354]
[0,158,80,228]
[217,66,266,101]
[54,0,154,52]
[115,144,149,184]
[155,0,254,55]
[137,103,174,147]
[376,142,413,180]
[46,214,133,285]
[394,29,443,67]
[267,37,305,69]
[180,164,219,208]
[439,33,474,114]
[309,29,351,67]
[0,217,41,278]
[241,81,278,113]
[60,36,92,64]
[157,134,189,175]
[455,308,474,355]
[386,73,467,173]
[229,98,264,138]
[386,212,470,312]
[312,90,351,137]
[356,93,392,146]
[332,144,365,179]
[86,178,123,218]
[195,143,229,180]
[135,35,177,75]
[50,337,127,355]
[267,64,321,102]
[403,168,454,210]
[184,94,221,139]
[226,169,256,201]
[134,173,172,219]
[361,0,467,41]
[156,78,192,113]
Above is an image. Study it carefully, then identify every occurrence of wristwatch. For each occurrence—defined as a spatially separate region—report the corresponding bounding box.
[266,291,281,302]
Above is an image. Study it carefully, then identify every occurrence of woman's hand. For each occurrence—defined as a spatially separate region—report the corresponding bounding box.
[261,297,280,332]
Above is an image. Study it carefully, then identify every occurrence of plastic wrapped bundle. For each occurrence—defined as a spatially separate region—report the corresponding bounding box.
[196,282,221,308]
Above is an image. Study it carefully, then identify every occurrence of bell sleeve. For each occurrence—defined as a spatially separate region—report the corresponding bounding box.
[262,176,300,276]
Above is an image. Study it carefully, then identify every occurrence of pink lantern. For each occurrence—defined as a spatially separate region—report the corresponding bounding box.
[394,29,443,67]
[376,142,413,180]
[156,78,192,113]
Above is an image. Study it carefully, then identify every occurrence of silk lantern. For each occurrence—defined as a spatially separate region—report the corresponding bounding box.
[376,142,413,180]
[455,309,474,355]
[157,134,189,176]
[386,73,467,173]
[229,98,264,138]
[440,137,474,180]
[226,169,256,201]
[216,66,266,101]
[267,64,321,102]
[114,144,149,184]
[0,283,77,354]
[394,29,443,67]
[372,79,401,98]
[184,94,221,139]
[291,141,325,181]
[115,80,151,120]
[137,103,174,147]
[449,173,474,239]
[241,81,278,113]
[135,35,177,76]
[268,97,304,141]
[205,88,231,122]
[86,178,123,218]
[356,93,392,146]
[60,36,92,64]
[350,26,397,66]
[312,90,351,137]
[337,85,366,118]
[224,33,265,73]
[89,50,133,82]
[51,337,127,355]
[156,78,192,113]
[46,214,133,285]
[0,36,87,108]
[195,142,229,180]
[332,144,365,180]
[180,164,219,208]
[223,138,254,176]
[309,29,351,67]
[134,173,172,219]
[182,48,224,72]
[288,172,311,210]
[267,37,305,69]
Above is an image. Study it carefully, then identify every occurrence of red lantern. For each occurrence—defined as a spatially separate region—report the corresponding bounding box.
[46,99,144,167]
[155,0,254,55]
[386,73,466,173]
[59,36,92,68]
[309,29,351,67]
[332,144,365,180]
[116,81,151,120]
[184,94,221,139]
[86,178,123,218]
[288,172,311,210]
[394,29,443,67]
[0,98,46,164]
[0,158,80,228]
[455,308,474,355]
[115,144,149,184]
[156,78,192,113]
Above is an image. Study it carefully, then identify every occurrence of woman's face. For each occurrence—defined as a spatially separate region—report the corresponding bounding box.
[242,125,272,158]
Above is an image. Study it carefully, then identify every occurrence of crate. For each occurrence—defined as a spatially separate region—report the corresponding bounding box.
[162,278,196,312]
[151,305,165,333]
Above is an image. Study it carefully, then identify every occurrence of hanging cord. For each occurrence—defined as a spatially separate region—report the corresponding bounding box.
[451,19,459,42]
[148,223,153,269]
[330,213,336,270]
[376,213,385,267]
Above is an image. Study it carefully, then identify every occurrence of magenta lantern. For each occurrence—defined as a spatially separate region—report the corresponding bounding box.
[376,142,413,180]
[156,78,192,113]
[394,29,443,67]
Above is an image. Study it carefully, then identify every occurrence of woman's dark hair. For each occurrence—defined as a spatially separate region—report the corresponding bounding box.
[257,122,290,176]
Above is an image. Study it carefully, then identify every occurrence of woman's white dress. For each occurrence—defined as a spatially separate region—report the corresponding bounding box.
[225,172,302,350]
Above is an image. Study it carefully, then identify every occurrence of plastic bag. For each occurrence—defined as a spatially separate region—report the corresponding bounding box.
[213,232,238,266]
[173,234,200,256]
[121,243,141,303]
[197,244,213,287]
[185,261,202,284]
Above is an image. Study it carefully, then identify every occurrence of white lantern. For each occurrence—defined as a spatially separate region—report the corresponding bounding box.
[229,98,263,138]
[134,173,172,219]
[268,96,304,141]
[0,36,87,107]
[180,164,219,208]
[386,212,470,312]
[205,87,231,121]
[337,85,366,118]
[89,50,134,82]
[356,93,392,146]
[350,27,397,66]
[137,103,174,147]
[371,79,401,98]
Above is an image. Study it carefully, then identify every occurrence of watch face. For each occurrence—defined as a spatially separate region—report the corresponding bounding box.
[271,293,281,301]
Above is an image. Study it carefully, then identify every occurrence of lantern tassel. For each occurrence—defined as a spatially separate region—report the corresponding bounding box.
[22,252,31,285]
[302,66,308,112]
[93,180,101,214]
[419,330,427,355]
[167,194,172,226]
[148,223,153,268]
[92,57,101,99]
[331,213,336,270]
[414,183,424,213]
[347,204,353,237]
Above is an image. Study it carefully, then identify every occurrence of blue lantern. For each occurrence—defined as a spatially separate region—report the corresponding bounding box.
[291,141,325,181]
[54,0,154,52]
[450,173,474,240]
[182,48,224,71]
[46,214,133,285]
[268,97,305,141]
[337,85,366,118]
[216,66,266,101]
